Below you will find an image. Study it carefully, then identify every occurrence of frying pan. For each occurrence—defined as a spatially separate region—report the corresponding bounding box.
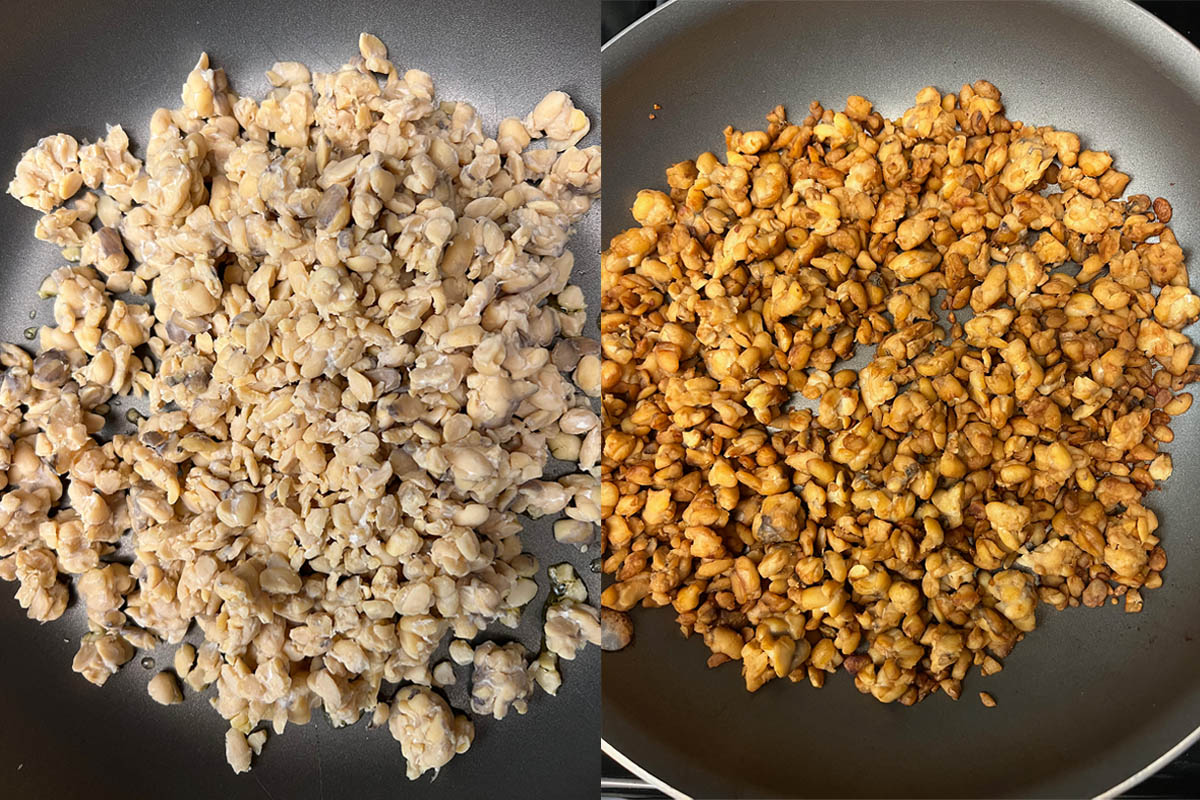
[601,1,1200,797]
[0,1,599,797]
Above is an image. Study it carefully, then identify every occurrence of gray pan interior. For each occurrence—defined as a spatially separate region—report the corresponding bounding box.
[602,1,1200,797]
[0,1,599,798]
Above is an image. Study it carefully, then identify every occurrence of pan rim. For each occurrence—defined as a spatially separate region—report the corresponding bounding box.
[600,0,1200,797]
[1100,725,1200,799]
[602,739,688,800]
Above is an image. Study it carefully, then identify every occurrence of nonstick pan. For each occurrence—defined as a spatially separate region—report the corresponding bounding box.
[601,1,1200,797]
[0,1,599,798]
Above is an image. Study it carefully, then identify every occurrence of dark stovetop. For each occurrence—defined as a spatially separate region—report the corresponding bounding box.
[599,1,1200,797]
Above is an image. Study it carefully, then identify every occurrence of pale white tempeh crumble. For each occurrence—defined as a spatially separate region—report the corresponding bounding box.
[0,32,601,778]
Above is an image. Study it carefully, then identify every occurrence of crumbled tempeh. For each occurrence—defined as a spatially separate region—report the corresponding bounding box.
[601,81,1194,707]
[1,31,599,777]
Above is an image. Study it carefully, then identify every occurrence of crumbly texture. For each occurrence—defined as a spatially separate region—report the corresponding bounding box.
[544,599,601,660]
[469,640,534,720]
[174,642,196,679]
[1,32,601,775]
[600,81,1195,704]
[529,649,562,696]
[225,727,253,774]
[448,638,474,666]
[389,685,473,780]
[548,561,588,602]
[431,659,456,687]
[147,670,183,705]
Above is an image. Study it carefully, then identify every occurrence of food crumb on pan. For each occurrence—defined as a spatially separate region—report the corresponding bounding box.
[600,608,633,651]
[1,30,603,777]
[979,692,997,708]
[600,79,1196,707]
[147,671,183,705]
[1152,197,1173,223]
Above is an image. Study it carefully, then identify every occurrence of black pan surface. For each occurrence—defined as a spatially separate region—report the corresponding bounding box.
[0,1,599,798]
[601,1,1200,797]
